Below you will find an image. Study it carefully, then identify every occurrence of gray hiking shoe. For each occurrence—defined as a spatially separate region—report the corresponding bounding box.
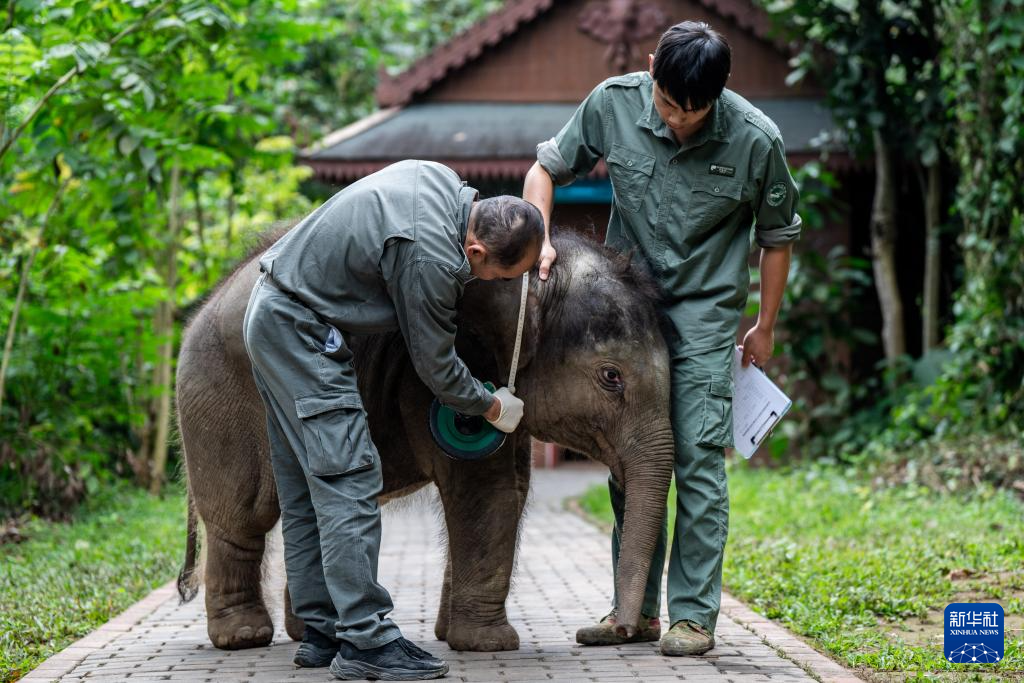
[293,627,339,668]
[660,619,715,656]
[330,637,448,680]
[575,610,661,646]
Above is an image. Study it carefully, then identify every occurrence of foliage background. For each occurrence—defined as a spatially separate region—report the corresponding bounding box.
[757,0,1024,475]
[0,0,499,516]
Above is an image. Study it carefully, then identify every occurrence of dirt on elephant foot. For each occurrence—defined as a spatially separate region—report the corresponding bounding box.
[444,622,520,651]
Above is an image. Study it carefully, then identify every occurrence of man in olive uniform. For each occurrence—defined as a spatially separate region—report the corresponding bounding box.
[244,160,543,680]
[523,22,801,656]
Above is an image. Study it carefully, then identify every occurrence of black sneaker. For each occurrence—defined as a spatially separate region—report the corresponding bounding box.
[330,637,448,680]
[294,626,340,668]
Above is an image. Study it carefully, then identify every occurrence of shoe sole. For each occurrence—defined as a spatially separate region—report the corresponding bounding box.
[660,639,715,656]
[575,631,661,646]
[294,654,336,668]
[330,659,449,680]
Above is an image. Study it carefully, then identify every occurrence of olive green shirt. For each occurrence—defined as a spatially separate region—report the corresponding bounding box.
[259,160,494,415]
[537,71,802,356]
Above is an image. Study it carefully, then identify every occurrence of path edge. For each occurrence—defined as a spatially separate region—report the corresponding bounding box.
[720,593,866,683]
[19,581,178,683]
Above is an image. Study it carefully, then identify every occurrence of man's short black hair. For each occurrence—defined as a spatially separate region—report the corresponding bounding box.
[652,21,731,111]
[471,196,544,267]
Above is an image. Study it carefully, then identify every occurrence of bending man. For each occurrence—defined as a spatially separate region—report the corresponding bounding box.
[244,160,543,680]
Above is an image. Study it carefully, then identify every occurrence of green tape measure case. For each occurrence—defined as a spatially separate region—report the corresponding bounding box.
[428,382,506,460]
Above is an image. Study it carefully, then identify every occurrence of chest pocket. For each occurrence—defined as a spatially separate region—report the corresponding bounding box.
[607,144,656,213]
[688,176,743,229]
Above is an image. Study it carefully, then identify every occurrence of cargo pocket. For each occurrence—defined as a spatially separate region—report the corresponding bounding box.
[295,391,376,477]
[607,143,655,213]
[697,373,734,448]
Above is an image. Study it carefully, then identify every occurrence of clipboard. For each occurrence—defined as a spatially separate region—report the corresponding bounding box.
[731,346,792,459]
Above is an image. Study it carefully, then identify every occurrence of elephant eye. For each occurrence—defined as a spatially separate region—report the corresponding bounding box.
[599,366,624,392]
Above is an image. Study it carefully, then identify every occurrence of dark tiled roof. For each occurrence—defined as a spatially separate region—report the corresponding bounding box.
[308,103,578,161]
[302,100,835,183]
[376,0,784,107]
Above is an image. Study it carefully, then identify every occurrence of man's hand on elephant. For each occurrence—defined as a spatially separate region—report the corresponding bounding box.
[486,387,524,433]
[740,324,775,368]
[538,241,557,281]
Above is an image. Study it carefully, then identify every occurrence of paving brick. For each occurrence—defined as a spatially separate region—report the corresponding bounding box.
[23,466,859,682]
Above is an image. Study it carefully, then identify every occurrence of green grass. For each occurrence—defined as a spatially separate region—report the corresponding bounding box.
[579,462,1024,681]
[0,484,186,683]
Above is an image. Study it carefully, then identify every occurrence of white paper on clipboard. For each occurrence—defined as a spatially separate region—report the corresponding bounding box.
[731,346,792,459]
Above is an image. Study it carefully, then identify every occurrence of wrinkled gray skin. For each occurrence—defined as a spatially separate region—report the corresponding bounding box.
[175,230,674,652]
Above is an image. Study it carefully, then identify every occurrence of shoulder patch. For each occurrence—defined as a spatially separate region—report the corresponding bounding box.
[744,110,781,141]
[767,181,788,207]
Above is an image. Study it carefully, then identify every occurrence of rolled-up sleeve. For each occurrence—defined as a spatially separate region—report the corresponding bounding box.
[386,260,494,415]
[753,137,802,248]
[536,84,607,187]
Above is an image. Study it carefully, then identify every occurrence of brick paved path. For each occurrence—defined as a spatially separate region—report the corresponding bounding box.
[25,466,860,682]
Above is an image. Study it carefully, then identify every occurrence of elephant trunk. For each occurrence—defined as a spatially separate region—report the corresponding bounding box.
[612,423,675,637]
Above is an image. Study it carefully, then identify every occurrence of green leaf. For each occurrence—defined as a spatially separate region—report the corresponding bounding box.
[118,135,140,156]
[140,82,155,110]
[138,147,157,170]
[0,29,42,82]
[120,72,141,90]
[153,17,187,31]
[73,41,111,71]
[786,66,808,87]
[43,43,77,61]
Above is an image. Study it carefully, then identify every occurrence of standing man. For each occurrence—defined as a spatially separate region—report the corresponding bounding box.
[523,22,801,656]
[244,160,543,680]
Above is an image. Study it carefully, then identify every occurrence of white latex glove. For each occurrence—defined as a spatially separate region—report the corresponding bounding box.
[487,387,524,433]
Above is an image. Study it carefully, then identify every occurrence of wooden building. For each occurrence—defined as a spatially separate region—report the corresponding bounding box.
[300,0,855,466]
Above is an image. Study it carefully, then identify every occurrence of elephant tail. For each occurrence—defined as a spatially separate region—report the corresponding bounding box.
[177,488,200,604]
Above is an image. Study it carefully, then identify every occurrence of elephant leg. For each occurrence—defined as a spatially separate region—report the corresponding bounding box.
[435,436,530,651]
[204,527,274,650]
[434,555,453,641]
[284,584,305,642]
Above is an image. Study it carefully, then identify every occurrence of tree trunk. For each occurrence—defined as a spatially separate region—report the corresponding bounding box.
[191,172,210,286]
[226,170,237,252]
[869,129,905,363]
[149,164,182,495]
[921,162,942,351]
[0,248,39,415]
[134,319,154,489]
[0,181,69,415]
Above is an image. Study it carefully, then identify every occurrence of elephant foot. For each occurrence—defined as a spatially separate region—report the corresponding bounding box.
[207,605,274,650]
[283,586,306,642]
[434,606,450,641]
[445,622,519,652]
[285,609,305,642]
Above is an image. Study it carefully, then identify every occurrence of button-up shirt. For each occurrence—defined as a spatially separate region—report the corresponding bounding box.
[259,160,493,415]
[537,71,802,356]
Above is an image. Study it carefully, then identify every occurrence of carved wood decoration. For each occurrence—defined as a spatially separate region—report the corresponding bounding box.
[577,0,671,71]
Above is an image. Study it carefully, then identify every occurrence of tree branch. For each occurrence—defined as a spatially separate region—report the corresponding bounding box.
[0,0,176,165]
